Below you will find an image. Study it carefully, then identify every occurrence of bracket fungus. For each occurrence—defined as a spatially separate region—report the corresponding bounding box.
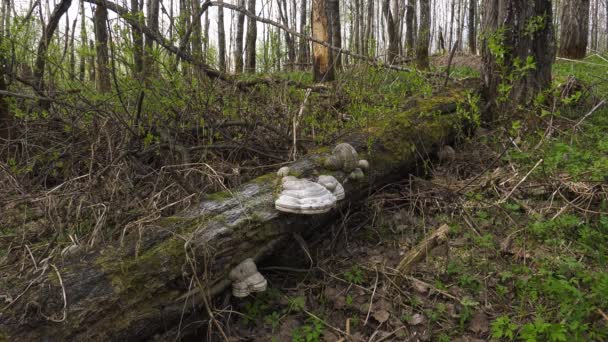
[317,175,345,200]
[324,143,370,182]
[275,176,337,214]
[276,166,291,177]
[229,258,268,298]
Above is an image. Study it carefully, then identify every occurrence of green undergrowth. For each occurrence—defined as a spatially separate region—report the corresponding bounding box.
[473,56,608,341]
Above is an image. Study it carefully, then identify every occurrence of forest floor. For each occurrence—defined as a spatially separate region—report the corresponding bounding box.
[209,56,608,341]
[1,54,607,341]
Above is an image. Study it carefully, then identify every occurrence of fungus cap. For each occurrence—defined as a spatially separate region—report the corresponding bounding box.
[275,177,337,214]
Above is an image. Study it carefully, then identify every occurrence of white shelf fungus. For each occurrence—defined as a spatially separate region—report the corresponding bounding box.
[229,258,268,298]
[277,166,291,177]
[275,176,337,214]
[324,143,370,181]
[317,175,345,200]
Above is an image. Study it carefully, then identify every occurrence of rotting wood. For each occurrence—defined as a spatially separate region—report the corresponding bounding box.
[396,223,450,279]
[0,85,477,341]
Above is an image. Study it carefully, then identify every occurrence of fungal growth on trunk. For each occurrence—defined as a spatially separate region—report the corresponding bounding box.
[276,166,291,177]
[275,176,337,214]
[229,258,268,298]
[324,143,369,181]
[317,175,345,200]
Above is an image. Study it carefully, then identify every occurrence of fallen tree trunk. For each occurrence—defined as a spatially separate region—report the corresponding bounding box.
[0,84,477,341]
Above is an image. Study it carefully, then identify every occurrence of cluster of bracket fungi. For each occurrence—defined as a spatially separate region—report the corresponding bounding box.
[229,258,268,298]
[274,143,368,215]
[229,144,368,298]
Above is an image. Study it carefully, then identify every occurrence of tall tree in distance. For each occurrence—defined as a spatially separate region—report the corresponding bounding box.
[327,0,341,69]
[234,0,245,73]
[383,0,400,63]
[0,11,9,140]
[405,0,416,56]
[94,3,110,92]
[298,0,308,69]
[468,0,477,54]
[131,0,143,78]
[481,0,555,119]
[558,0,590,59]
[311,0,334,81]
[217,0,226,72]
[416,0,430,69]
[245,0,256,73]
[79,0,86,82]
[144,0,159,78]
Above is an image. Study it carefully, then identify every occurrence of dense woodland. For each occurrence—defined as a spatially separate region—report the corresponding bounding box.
[1,0,608,341]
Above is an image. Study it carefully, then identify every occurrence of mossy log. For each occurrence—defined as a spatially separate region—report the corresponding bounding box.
[0,85,475,341]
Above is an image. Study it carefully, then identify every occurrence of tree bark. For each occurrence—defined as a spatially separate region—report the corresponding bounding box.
[278,0,296,70]
[144,0,159,78]
[383,0,400,63]
[131,0,143,77]
[245,0,256,73]
[327,0,341,69]
[234,0,245,73]
[405,0,415,56]
[312,0,334,81]
[0,23,9,140]
[558,0,590,59]
[217,0,226,72]
[416,0,430,69]
[32,0,72,92]
[94,3,111,93]
[79,0,86,82]
[298,0,308,69]
[190,0,203,66]
[468,0,477,54]
[481,0,555,119]
[0,85,476,342]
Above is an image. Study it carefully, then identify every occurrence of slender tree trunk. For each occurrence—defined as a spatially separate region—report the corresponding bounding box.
[144,0,159,78]
[406,0,415,56]
[131,0,143,78]
[0,16,9,140]
[327,0,341,69]
[191,0,203,64]
[448,0,455,48]
[88,39,95,82]
[312,0,334,81]
[33,0,72,92]
[481,0,555,119]
[298,0,308,69]
[364,0,374,56]
[245,0,256,73]
[278,0,296,70]
[353,0,360,54]
[69,17,77,79]
[217,0,226,72]
[79,0,86,82]
[234,0,245,73]
[94,3,110,93]
[383,0,400,63]
[416,0,430,69]
[203,9,209,61]
[591,0,598,50]
[468,0,476,54]
[558,0,590,59]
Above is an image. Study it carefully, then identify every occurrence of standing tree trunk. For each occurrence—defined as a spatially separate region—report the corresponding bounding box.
[94,3,110,93]
[0,14,9,140]
[591,0,598,50]
[33,0,72,92]
[298,0,308,69]
[245,0,256,73]
[312,0,334,81]
[364,0,374,56]
[416,0,430,69]
[558,0,590,59]
[79,0,86,82]
[234,0,245,73]
[190,0,203,65]
[353,0,361,54]
[448,0,455,49]
[468,0,476,54]
[217,0,226,72]
[131,0,143,78]
[144,0,159,79]
[278,0,296,70]
[383,0,400,63]
[327,0,341,69]
[481,0,555,119]
[405,0,415,56]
